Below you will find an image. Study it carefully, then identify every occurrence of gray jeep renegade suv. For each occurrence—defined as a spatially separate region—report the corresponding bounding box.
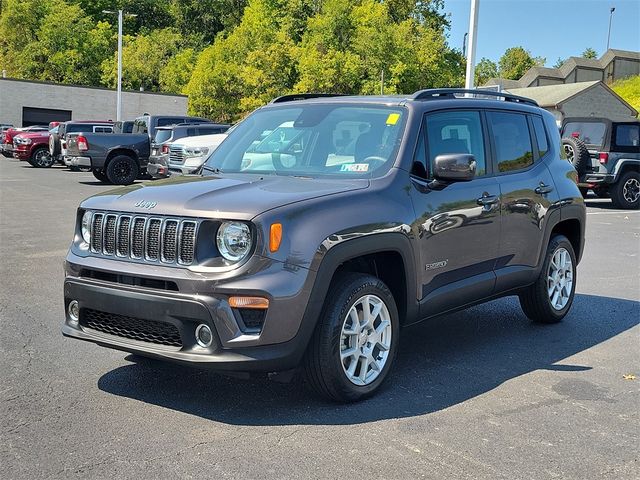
[62,89,586,402]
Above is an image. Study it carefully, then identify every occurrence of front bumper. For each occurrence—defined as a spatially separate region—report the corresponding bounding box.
[169,156,206,175]
[62,252,319,372]
[12,147,29,160]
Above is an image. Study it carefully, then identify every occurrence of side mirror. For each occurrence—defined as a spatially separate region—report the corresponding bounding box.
[434,153,476,182]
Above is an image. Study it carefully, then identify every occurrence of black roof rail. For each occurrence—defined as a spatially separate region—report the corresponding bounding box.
[270,93,348,104]
[411,88,539,107]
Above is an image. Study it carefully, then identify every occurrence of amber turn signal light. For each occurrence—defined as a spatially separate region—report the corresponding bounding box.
[270,223,282,253]
[229,296,270,309]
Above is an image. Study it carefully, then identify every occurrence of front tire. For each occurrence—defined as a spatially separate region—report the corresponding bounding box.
[519,235,577,324]
[304,273,399,402]
[106,155,139,185]
[30,147,54,168]
[610,171,640,210]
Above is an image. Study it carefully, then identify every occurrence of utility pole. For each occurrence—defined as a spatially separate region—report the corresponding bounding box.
[380,70,384,95]
[103,9,137,121]
[606,7,615,51]
[464,0,479,89]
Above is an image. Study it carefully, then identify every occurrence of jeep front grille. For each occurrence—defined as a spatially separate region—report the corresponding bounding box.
[80,308,182,347]
[88,211,198,265]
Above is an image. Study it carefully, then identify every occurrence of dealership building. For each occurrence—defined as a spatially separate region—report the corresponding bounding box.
[0,77,188,127]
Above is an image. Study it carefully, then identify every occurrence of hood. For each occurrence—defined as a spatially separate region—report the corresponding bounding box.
[16,131,49,140]
[177,133,228,148]
[81,174,369,220]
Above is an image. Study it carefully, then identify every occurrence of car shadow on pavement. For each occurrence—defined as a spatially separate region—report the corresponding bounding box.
[97,293,639,425]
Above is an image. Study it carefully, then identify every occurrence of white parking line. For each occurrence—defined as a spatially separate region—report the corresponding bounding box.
[586,210,640,215]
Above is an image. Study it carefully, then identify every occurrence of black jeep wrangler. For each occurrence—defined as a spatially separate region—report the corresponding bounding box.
[63,90,586,402]
[561,117,640,209]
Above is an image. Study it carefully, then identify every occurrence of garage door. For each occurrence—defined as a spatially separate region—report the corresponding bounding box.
[22,107,72,127]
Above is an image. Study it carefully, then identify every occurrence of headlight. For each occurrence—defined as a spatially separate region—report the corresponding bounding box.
[81,211,92,244]
[16,137,32,145]
[216,222,252,263]
[184,146,209,157]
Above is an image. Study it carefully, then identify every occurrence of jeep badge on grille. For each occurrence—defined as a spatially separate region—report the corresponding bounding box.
[134,200,157,209]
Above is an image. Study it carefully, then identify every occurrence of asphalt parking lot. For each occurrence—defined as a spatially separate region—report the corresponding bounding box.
[1,158,639,479]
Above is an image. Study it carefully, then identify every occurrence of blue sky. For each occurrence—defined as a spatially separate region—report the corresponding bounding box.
[441,0,640,66]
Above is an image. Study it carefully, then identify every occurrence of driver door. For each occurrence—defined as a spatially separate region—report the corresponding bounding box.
[409,110,501,318]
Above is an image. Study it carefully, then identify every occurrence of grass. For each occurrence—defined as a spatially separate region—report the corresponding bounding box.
[611,75,640,117]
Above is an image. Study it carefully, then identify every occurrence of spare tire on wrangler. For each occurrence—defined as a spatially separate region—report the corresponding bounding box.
[561,137,590,176]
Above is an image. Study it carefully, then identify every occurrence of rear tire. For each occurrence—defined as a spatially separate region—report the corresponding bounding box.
[610,171,640,210]
[519,235,577,324]
[304,273,399,402]
[561,137,589,176]
[106,155,139,185]
[92,169,110,183]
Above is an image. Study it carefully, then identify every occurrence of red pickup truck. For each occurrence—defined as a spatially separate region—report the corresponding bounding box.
[12,130,54,167]
[2,126,48,158]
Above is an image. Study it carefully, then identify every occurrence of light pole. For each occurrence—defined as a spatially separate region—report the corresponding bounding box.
[464,0,479,89]
[102,10,137,121]
[606,7,615,51]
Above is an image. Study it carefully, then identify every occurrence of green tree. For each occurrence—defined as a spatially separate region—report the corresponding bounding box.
[498,46,537,80]
[160,48,199,94]
[0,0,55,77]
[553,57,565,69]
[474,57,498,86]
[101,28,182,91]
[582,47,598,59]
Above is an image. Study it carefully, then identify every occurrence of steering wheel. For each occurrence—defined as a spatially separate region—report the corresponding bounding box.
[362,156,387,170]
[271,153,297,170]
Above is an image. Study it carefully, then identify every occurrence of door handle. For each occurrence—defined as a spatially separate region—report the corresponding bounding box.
[477,194,499,206]
[535,183,554,195]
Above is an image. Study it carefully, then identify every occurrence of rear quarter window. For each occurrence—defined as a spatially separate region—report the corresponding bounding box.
[613,124,640,150]
[531,116,549,157]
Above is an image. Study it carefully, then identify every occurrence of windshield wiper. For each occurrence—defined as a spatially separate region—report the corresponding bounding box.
[201,165,223,175]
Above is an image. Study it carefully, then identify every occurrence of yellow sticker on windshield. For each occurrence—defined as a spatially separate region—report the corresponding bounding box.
[386,113,400,125]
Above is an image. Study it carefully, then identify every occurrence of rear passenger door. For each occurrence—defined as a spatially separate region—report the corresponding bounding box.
[487,111,559,288]
[411,110,501,317]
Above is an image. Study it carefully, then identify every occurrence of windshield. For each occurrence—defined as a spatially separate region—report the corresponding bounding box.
[563,121,607,147]
[203,104,406,177]
[154,129,173,144]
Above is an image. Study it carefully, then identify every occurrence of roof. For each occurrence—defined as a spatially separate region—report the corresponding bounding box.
[506,81,637,115]
[484,48,639,88]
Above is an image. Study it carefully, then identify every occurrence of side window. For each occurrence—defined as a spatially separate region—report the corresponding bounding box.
[187,128,197,136]
[614,124,640,150]
[487,111,533,173]
[198,128,218,135]
[132,119,148,134]
[425,110,486,176]
[531,116,549,157]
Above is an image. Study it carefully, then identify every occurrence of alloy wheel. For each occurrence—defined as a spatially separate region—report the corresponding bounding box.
[563,144,575,162]
[340,294,392,386]
[622,178,640,203]
[547,247,573,311]
[34,149,51,167]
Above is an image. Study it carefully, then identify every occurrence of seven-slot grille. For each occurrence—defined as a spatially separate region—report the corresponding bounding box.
[89,212,197,265]
[169,145,185,165]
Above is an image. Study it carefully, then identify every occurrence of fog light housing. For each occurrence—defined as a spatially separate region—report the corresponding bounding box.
[68,300,80,326]
[195,324,213,348]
